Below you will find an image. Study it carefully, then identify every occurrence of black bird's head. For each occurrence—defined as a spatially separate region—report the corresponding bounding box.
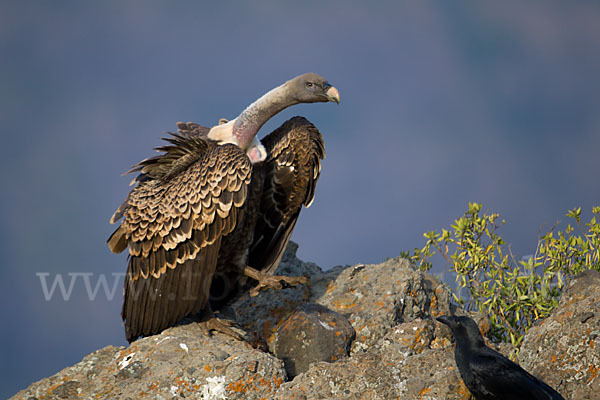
[287,73,341,104]
[436,315,486,348]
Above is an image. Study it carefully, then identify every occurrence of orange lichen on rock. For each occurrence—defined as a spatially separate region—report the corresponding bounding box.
[147,380,160,392]
[225,375,283,395]
[411,328,428,353]
[44,378,70,397]
[325,282,337,294]
[417,386,432,398]
[331,298,357,310]
[587,364,599,382]
[430,294,439,313]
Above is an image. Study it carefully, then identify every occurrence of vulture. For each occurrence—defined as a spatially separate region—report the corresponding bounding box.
[108,73,340,342]
[436,315,564,400]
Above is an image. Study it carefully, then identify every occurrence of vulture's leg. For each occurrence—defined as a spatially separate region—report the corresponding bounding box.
[243,266,310,297]
[197,303,246,342]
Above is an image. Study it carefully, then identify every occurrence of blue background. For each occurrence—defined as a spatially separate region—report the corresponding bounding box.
[1,1,599,397]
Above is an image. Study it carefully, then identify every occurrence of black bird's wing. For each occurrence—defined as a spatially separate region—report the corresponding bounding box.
[249,116,325,274]
[108,134,252,342]
[471,347,565,400]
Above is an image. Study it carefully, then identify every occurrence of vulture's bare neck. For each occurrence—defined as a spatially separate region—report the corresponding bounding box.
[233,83,298,148]
[207,82,297,151]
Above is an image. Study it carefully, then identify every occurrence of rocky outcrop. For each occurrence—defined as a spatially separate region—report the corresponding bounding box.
[519,269,600,400]
[275,318,472,400]
[11,242,591,399]
[14,324,287,400]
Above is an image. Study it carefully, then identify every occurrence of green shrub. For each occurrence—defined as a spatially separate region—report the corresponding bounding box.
[408,202,600,354]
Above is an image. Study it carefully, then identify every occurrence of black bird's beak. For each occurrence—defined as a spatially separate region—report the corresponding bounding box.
[324,83,340,104]
[436,315,451,326]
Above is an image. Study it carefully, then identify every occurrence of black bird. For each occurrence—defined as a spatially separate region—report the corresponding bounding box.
[436,315,564,400]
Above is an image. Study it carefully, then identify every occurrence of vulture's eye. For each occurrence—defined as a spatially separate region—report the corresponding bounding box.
[306,82,314,88]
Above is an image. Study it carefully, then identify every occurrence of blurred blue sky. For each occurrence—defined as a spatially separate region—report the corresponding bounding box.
[1,1,599,397]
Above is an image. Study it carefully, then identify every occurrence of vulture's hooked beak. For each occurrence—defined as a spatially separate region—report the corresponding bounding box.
[325,84,341,104]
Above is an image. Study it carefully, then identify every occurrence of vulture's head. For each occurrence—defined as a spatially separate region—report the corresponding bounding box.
[286,73,341,104]
[436,315,486,348]
[208,72,340,165]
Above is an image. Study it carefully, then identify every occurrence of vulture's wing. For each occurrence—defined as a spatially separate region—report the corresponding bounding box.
[108,134,251,342]
[249,116,325,274]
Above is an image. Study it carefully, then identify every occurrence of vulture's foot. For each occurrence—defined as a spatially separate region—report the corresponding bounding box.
[243,266,310,297]
[200,317,246,342]
[198,307,247,343]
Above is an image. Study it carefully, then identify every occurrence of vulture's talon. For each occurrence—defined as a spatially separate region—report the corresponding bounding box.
[197,305,246,342]
[200,316,246,342]
[244,266,310,296]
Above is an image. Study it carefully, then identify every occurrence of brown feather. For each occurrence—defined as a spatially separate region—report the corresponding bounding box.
[151,264,171,333]
[112,134,252,342]
[107,225,128,254]
[249,116,325,274]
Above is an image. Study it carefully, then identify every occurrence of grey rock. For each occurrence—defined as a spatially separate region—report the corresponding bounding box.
[10,242,595,400]
[11,324,287,400]
[274,352,400,400]
[310,256,455,355]
[115,360,145,380]
[277,319,470,399]
[519,269,600,399]
[52,380,80,399]
[579,311,594,324]
[272,303,355,377]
